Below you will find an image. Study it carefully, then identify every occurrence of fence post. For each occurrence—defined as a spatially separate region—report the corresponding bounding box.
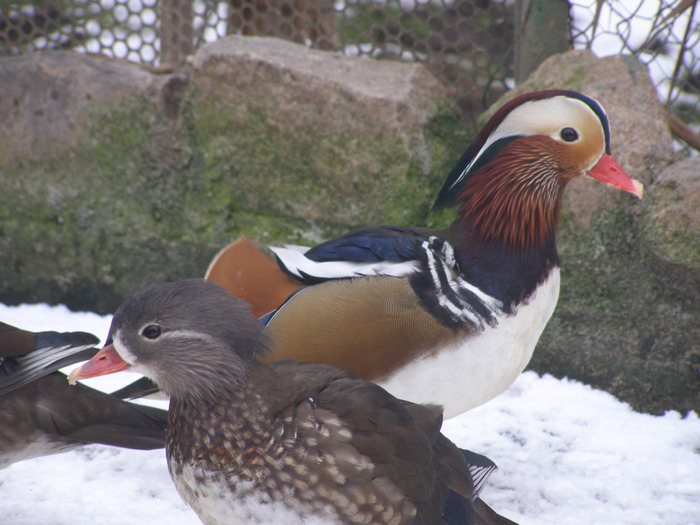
[161,0,194,66]
[514,0,570,84]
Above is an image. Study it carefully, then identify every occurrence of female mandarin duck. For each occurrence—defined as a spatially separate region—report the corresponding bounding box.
[69,280,517,525]
[204,90,644,419]
[0,321,167,468]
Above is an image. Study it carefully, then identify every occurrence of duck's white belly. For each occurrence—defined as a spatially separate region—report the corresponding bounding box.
[378,269,560,418]
[171,461,340,525]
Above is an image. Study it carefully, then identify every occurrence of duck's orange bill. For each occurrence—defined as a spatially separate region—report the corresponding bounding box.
[67,344,129,385]
[588,154,644,199]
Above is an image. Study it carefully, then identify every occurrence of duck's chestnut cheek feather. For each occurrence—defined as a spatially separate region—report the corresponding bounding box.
[67,344,130,385]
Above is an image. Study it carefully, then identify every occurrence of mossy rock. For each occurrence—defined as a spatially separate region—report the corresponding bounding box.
[506,51,698,415]
[0,37,465,313]
[1,43,696,414]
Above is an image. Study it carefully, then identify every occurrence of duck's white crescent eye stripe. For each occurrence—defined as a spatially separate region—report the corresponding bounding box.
[113,331,138,365]
[114,328,218,366]
[159,329,218,345]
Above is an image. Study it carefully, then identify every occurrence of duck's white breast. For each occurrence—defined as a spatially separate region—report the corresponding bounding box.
[378,268,560,418]
[170,460,340,525]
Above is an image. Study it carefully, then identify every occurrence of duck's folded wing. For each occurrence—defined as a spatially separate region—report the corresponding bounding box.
[32,374,167,450]
[0,373,167,466]
[270,226,430,283]
[0,323,99,396]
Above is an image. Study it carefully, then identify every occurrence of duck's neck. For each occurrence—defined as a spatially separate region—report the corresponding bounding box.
[443,211,560,312]
[438,149,567,310]
[166,365,283,467]
[457,154,566,253]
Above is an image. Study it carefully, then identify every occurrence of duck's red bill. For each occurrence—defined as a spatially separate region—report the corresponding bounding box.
[588,154,644,199]
[68,344,129,385]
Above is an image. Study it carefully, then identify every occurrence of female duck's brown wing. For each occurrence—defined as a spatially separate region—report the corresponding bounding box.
[0,322,98,395]
[270,361,517,525]
[0,321,167,468]
[0,373,168,468]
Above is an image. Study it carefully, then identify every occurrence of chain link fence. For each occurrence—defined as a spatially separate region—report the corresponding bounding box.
[1,0,697,149]
[570,0,699,151]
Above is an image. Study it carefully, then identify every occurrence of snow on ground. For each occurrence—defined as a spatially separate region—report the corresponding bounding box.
[1,303,699,525]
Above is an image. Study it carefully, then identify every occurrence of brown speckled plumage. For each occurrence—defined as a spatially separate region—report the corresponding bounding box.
[70,280,518,524]
[166,361,464,524]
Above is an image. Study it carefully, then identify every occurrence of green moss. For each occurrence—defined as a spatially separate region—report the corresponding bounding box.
[531,196,700,415]
[184,95,466,245]
[0,95,212,312]
[642,180,699,267]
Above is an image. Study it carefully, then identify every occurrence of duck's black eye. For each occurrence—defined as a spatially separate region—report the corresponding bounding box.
[560,127,579,142]
[142,325,161,339]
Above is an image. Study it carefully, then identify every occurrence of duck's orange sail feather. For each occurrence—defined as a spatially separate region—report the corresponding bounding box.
[205,237,303,318]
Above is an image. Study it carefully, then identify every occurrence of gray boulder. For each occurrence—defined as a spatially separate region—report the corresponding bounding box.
[642,157,700,290]
[503,51,698,415]
[0,36,461,313]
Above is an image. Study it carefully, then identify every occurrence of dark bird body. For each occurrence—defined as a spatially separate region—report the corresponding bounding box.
[0,321,167,468]
[69,280,516,525]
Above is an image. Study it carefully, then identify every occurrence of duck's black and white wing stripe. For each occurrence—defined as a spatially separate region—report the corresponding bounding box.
[409,237,503,330]
[270,225,427,283]
[0,330,99,396]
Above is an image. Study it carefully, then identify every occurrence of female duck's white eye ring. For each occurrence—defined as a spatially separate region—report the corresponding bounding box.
[141,324,162,339]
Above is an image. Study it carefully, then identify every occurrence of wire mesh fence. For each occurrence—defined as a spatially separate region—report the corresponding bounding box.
[570,0,699,151]
[1,0,697,149]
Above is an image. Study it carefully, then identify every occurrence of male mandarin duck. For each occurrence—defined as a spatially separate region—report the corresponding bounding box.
[0,321,167,468]
[204,90,644,419]
[69,279,517,525]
